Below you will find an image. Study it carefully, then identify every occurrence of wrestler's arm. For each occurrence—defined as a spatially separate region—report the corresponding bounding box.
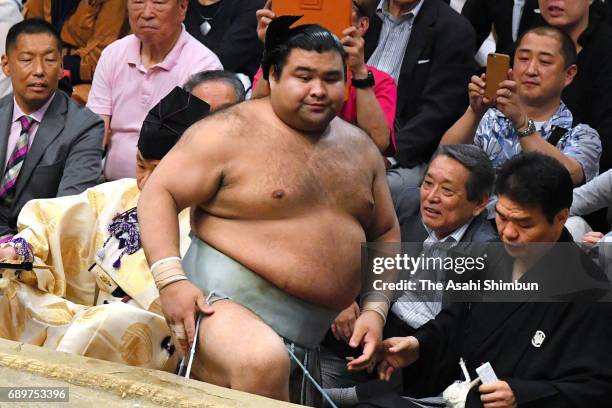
[138,117,229,350]
[348,148,401,370]
[138,118,227,264]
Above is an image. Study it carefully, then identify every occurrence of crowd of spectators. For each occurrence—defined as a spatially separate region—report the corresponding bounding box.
[1,0,612,407]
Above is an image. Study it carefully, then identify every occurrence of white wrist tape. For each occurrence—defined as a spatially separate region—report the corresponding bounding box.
[360,291,390,323]
[150,256,182,273]
[150,258,188,290]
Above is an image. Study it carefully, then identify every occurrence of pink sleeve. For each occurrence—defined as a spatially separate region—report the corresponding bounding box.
[86,47,113,116]
[373,70,398,156]
[199,50,223,71]
[252,66,263,90]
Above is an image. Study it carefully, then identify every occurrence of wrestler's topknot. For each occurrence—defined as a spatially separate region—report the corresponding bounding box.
[261,15,347,81]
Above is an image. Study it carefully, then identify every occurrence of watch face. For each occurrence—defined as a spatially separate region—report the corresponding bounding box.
[517,120,536,138]
[352,70,375,88]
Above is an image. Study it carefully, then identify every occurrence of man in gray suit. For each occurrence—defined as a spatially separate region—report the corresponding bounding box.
[0,19,103,239]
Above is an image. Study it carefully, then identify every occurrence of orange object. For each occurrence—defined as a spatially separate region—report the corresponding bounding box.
[273,0,352,40]
[273,0,353,99]
[485,53,511,101]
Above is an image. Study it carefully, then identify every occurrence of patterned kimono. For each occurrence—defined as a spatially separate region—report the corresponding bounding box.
[0,178,191,371]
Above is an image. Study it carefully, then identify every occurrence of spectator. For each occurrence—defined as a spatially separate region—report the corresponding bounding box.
[252,0,398,154]
[0,19,103,240]
[0,84,240,372]
[183,70,246,111]
[0,0,23,98]
[371,153,612,408]
[539,0,612,174]
[323,145,497,406]
[87,0,222,181]
[565,168,612,243]
[23,0,129,91]
[441,26,601,187]
[461,0,544,55]
[364,0,476,205]
[184,0,264,80]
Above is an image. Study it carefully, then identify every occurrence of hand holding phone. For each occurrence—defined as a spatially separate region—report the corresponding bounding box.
[468,73,494,117]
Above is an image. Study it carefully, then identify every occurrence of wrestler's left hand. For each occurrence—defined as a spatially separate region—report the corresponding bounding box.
[479,381,517,408]
[159,280,214,355]
[346,310,383,372]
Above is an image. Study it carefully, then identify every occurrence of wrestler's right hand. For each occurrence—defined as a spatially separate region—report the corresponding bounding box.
[159,280,214,355]
[377,336,420,381]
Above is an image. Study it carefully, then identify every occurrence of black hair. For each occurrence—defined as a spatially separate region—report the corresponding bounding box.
[5,18,62,54]
[430,145,495,202]
[515,26,577,69]
[353,0,377,19]
[495,153,573,223]
[183,70,246,104]
[262,18,347,81]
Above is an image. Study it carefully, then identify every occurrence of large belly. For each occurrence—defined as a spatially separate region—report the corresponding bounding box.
[192,209,365,310]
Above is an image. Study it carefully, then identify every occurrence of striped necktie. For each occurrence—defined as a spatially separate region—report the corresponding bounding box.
[0,115,35,203]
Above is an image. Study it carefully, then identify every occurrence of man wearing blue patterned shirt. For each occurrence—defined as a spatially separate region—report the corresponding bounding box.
[441,26,601,186]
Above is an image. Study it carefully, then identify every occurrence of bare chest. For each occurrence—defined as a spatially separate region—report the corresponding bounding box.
[211,141,376,221]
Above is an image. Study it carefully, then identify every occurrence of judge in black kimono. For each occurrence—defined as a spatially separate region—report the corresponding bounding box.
[365,153,612,408]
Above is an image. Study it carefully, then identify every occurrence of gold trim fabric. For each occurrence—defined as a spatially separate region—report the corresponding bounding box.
[0,179,190,372]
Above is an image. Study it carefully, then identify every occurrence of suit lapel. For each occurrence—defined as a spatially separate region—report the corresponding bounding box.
[364,14,382,61]
[396,1,436,114]
[13,92,67,202]
[0,94,14,173]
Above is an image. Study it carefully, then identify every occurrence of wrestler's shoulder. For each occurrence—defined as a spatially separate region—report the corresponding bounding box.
[329,118,380,153]
[198,100,269,129]
[182,101,252,141]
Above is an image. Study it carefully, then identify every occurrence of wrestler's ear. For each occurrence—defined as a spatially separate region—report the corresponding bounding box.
[269,65,280,83]
[268,67,280,95]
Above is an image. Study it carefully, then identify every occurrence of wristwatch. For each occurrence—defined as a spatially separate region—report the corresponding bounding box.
[351,70,375,89]
[515,118,536,138]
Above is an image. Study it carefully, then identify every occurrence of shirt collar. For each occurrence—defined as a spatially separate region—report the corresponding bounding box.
[494,101,574,131]
[12,92,56,124]
[127,24,189,71]
[423,218,472,244]
[377,0,424,21]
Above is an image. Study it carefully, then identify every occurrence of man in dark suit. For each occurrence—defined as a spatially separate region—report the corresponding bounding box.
[0,19,103,239]
[364,0,476,209]
[371,153,612,408]
[461,0,545,56]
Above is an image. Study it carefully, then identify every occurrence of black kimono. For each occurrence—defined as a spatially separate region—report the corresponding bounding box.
[360,230,612,407]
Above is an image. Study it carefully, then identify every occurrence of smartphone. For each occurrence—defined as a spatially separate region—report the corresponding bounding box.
[485,53,510,100]
[273,0,352,39]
